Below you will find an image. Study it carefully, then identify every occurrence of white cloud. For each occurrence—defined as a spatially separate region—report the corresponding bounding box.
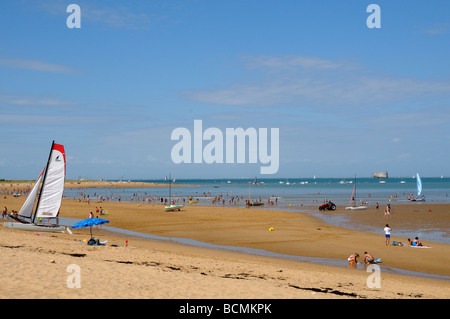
[0,56,79,74]
[241,55,344,72]
[36,0,154,30]
[0,114,94,125]
[82,5,152,30]
[420,23,450,35]
[0,94,77,107]
[184,55,450,111]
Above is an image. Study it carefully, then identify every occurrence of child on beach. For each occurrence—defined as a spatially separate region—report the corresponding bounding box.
[348,253,359,267]
[384,204,391,219]
[384,224,392,246]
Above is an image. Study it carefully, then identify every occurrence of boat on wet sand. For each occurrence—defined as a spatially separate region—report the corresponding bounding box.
[4,141,68,232]
[345,175,368,210]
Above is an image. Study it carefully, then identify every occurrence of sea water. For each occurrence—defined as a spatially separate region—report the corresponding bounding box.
[66,177,450,205]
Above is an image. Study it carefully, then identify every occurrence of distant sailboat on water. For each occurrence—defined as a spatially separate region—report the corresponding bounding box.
[4,141,69,232]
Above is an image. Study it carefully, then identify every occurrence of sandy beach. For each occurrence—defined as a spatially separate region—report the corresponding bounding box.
[1,187,449,300]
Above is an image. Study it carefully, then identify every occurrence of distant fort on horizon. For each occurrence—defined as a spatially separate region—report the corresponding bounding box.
[372,171,388,178]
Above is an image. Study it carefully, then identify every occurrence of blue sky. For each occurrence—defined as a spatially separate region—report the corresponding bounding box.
[0,0,449,180]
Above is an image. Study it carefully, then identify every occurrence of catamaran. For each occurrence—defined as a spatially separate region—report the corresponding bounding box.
[4,141,68,232]
[164,174,183,212]
[245,183,264,207]
[345,175,368,210]
[410,173,425,201]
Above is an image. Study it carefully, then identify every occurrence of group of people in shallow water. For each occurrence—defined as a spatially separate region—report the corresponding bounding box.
[73,188,283,209]
[375,202,392,219]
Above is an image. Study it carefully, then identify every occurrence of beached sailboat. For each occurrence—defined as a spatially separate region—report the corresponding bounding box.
[4,141,68,232]
[245,183,264,207]
[164,174,183,212]
[345,175,368,210]
[410,173,425,201]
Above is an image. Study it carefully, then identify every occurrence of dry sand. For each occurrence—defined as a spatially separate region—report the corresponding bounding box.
[1,189,449,300]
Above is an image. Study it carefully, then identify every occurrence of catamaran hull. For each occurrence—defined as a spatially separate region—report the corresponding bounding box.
[345,206,368,210]
[164,205,183,212]
[3,222,67,232]
[246,203,264,207]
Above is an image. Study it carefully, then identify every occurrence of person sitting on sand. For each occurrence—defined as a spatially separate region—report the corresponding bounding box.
[413,237,423,247]
[364,251,375,264]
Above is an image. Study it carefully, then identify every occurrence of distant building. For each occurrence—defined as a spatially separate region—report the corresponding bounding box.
[372,171,388,179]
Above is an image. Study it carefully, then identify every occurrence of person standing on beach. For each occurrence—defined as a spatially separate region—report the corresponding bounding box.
[384,224,392,246]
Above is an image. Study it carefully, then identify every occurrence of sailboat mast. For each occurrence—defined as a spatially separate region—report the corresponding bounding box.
[32,140,55,223]
[169,173,172,204]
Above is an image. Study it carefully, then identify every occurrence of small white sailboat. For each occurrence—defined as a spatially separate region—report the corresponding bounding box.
[410,173,425,201]
[4,141,68,232]
[345,175,368,210]
[164,174,183,212]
